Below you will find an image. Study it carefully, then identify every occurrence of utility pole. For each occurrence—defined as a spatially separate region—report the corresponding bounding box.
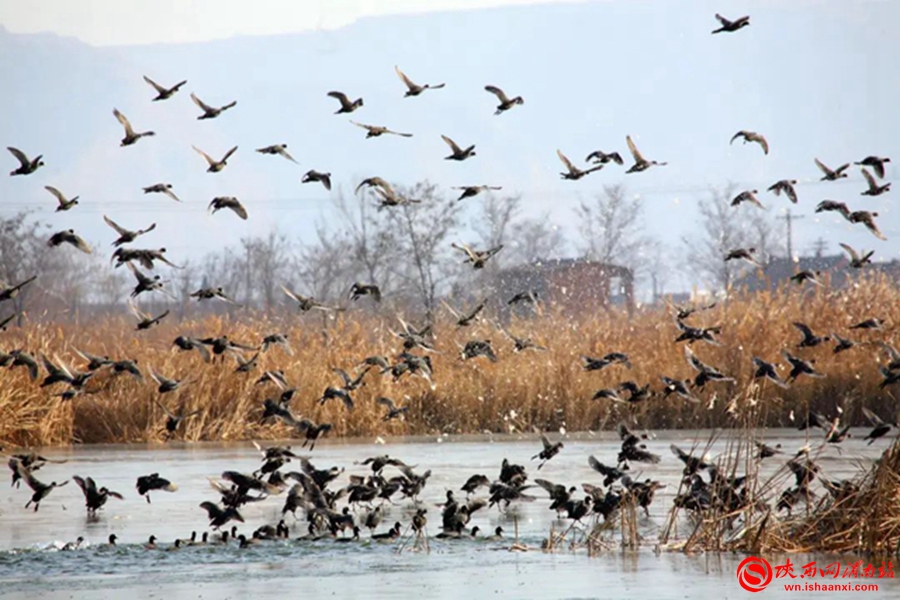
[810,237,828,258]
[778,209,805,260]
[245,242,252,308]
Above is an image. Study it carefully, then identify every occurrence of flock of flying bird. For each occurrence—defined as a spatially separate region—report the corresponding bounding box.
[1,12,898,554]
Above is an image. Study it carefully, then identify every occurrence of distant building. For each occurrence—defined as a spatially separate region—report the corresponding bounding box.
[494,258,635,317]
[736,254,900,291]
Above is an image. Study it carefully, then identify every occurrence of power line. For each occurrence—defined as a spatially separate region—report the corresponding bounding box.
[1,174,895,215]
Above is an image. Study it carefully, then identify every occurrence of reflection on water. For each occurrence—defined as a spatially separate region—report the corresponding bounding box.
[0,429,887,599]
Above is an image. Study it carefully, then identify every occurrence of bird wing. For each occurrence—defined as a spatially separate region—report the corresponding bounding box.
[44,186,66,205]
[862,407,884,426]
[792,321,815,338]
[70,232,92,253]
[192,145,216,166]
[861,168,877,190]
[863,217,887,240]
[714,13,730,26]
[278,147,298,164]
[332,368,352,387]
[729,131,745,145]
[41,353,71,380]
[281,285,304,304]
[190,92,214,112]
[72,475,90,495]
[13,461,41,492]
[484,85,510,103]
[395,66,416,90]
[327,91,351,107]
[7,146,30,167]
[386,128,413,137]
[199,501,224,519]
[220,146,238,163]
[814,158,831,175]
[73,347,103,365]
[126,261,149,283]
[451,243,478,261]
[626,135,645,162]
[755,134,769,155]
[113,109,135,136]
[533,478,559,494]
[463,301,485,322]
[784,182,798,204]
[127,299,149,321]
[441,300,463,319]
[376,396,396,410]
[617,422,634,441]
[540,433,553,451]
[441,135,462,154]
[103,215,129,236]
[230,199,248,220]
[669,444,688,461]
[556,149,576,172]
[839,243,859,262]
[350,120,372,131]
[143,75,167,94]
[150,400,178,419]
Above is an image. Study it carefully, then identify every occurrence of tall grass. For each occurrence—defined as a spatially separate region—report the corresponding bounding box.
[1,275,898,447]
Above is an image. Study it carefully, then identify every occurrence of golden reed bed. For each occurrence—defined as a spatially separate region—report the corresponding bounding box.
[0,274,897,448]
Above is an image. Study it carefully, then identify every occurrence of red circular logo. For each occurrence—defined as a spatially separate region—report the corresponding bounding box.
[737,556,773,592]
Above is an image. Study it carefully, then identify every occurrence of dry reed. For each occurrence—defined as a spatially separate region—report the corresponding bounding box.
[1,275,898,448]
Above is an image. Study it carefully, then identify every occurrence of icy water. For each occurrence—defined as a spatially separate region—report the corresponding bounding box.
[0,429,892,599]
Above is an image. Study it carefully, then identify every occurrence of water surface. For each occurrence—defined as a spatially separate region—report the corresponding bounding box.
[0,429,890,599]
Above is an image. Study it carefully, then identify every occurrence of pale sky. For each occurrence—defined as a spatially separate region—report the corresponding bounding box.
[0,0,584,46]
[1,0,896,297]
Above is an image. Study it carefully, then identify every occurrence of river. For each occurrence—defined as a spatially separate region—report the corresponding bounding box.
[0,428,891,599]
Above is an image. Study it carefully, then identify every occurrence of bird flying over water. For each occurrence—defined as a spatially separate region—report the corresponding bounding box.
[7,147,44,176]
[395,66,445,97]
[143,76,186,101]
[193,145,238,173]
[730,130,768,154]
[191,92,237,119]
[712,13,750,34]
[625,135,666,173]
[327,91,364,114]
[484,85,523,115]
[256,144,298,164]
[113,109,155,146]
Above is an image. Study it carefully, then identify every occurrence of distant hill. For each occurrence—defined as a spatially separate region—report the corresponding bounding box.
[0,1,897,279]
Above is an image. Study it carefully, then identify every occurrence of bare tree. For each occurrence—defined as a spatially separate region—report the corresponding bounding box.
[48,252,99,319]
[334,189,401,296]
[471,193,520,268]
[295,224,354,303]
[386,182,461,319]
[173,259,197,319]
[0,211,111,322]
[0,212,52,319]
[683,184,780,291]
[642,239,671,304]
[92,264,129,309]
[241,231,292,311]
[574,184,646,269]
[194,250,244,314]
[507,216,566,266]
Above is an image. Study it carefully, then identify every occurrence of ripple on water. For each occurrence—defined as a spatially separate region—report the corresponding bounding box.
[0,431,884,599]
